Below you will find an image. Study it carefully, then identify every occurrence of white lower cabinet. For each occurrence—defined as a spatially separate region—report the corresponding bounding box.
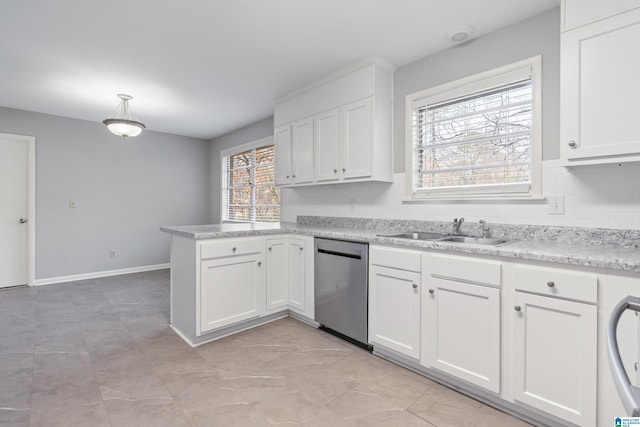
[199,239,266,334]
[510,264,597,427]
[265,236,313,318]
[266,238,289,311]
[288,238,307,312]
[422,253,502,394]
[369,246,421,359]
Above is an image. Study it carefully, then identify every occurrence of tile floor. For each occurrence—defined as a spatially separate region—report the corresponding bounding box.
[0,270,533,426]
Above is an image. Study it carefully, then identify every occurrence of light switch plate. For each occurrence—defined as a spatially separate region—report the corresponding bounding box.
[548,196,565,215]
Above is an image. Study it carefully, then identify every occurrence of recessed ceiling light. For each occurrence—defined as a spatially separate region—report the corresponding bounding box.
[447,25,474,43]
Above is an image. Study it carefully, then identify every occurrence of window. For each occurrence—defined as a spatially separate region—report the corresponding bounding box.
[222,138,280,222]
[406,57,541,200]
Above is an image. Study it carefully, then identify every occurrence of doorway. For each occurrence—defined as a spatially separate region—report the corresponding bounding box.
[0,133,35,287]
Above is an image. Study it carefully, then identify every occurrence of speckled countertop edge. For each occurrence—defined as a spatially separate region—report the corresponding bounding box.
[160,221,640,273]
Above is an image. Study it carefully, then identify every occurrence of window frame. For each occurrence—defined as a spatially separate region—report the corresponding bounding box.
[405,56,542,201]
[221,136,280,223]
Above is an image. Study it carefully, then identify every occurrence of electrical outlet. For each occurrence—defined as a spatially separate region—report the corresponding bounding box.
[69,200,76,208]
[109,250,117,258]
[548,196,565,215]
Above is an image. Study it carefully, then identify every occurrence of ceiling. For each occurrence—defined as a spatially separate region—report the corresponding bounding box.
[0,0,559,140]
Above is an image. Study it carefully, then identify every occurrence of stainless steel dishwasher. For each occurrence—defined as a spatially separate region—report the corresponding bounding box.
[314,237,371,350]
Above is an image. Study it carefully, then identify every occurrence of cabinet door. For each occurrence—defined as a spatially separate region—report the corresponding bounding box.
[423,278,501,393]
[266,239,289,311]
[512,291,596,426]
[274,125,292,186]
[562,0,640,30]
[369,265,421,359]
[341,98,372,180]
[288,238,306,312]
[561,9,640,163]
[292,117,314,184]
[314,108,341,182]
[200,253,265,333]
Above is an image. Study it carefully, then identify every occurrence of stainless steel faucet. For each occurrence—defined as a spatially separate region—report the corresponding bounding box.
[479,219,489,238]
[452,218,464,235]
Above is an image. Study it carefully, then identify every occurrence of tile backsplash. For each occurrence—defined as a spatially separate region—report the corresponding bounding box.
[281,160,640,230]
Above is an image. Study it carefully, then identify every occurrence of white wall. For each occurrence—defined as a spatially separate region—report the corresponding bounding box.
[281,161,640,230]
[208,117,274,223]
[280,8,640,231]
[0,107,210,280]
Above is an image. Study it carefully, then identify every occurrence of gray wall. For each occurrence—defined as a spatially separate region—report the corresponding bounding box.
[394,8,560,172]
[0,107,210,280]
[208,117,274,223]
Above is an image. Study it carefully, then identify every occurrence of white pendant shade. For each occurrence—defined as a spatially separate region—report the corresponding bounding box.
[103,94,145,138]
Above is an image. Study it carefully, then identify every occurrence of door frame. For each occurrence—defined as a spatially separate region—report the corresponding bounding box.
[1,133,36,286]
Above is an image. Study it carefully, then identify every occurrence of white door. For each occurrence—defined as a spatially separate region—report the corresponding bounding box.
[288,238,306,312]
[266,238,289,311]
[341,98,372,180]
[274,125,292,186]
[423,278,501,393]
[314,108,341,182]
[0,134,29,288]
[369,265,421,359]
[291,117,314,184]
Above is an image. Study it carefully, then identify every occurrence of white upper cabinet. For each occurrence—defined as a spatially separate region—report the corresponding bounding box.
[274,58,394,186]
[561,6,640,165]
[291,117,314,184]
[341,98,373,180]
[314,108,341,182]
[274,125,292,186]
[562,0,640,30]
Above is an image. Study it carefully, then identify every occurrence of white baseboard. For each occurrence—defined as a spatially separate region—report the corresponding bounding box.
[34,263,170,286]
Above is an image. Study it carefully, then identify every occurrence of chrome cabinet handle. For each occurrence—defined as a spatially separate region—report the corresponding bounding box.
[428,289,435,294]
[19,218,27,224]
[514,306,522,312]
[412,283,418,289]
[568,140,577,148]
[547,281,555,288]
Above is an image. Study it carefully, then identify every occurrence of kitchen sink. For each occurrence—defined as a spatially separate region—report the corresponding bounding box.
[438,236,511,246]
[380,231,448,240]
[379,232,513,246]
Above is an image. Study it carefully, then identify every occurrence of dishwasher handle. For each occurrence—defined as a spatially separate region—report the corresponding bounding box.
[316,247,362,260]
[607,295,640,417]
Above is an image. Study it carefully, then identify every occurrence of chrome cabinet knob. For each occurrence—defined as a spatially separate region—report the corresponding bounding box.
[568,140,577,148]
[232,247,237,253]
[514,305,522,312]
[268,247,272,252]
[342,168,346,173]
[334,169,338,174]
[547,281,555,288]
[299,247,303,252]
[257,261,262,267]
[19,218,27,224]
[286,175,290,179]
[428,289,435,294]
[412,283,418,289]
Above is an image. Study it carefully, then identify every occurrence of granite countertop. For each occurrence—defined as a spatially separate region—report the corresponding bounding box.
[160,218,640,273]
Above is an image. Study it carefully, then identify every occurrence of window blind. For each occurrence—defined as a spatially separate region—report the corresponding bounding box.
[224,144,280,222]
[412,78,533,197]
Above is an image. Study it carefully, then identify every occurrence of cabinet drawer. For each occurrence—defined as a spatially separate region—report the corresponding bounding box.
[426,253,501,287]
[512,264,597,304]
[370,246,421,272]
[200,237,264,260]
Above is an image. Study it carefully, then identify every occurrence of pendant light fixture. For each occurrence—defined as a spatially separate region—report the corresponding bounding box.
[103,94,145,138]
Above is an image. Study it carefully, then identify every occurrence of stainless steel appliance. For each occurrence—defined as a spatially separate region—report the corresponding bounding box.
[314,237,370,350]
[608,295,640,416]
